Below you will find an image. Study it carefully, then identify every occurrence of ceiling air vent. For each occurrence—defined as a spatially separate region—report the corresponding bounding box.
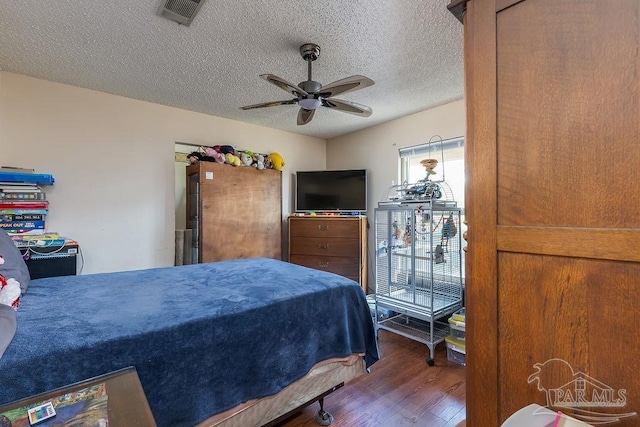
[157,0,206,26]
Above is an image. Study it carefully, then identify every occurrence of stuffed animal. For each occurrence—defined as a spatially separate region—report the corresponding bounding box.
[268,152,285,171]
[239,152,253,166]
[225,152,242,166]
[203,147,226,164]
[0,277,20,309]
[213,145,236,155]
[263,156,272,170]
[0,257,20,309]
[255,153,265,170]
[186,151,203,164]
[187,151,221,164]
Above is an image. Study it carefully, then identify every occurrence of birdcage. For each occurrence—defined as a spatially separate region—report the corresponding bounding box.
[374,136,463,365]
[374,201,463,365]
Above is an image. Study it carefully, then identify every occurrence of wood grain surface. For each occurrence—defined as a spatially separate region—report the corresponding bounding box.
[463,0,640,425]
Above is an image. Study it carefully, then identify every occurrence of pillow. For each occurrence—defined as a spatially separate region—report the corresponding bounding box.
[0,304,17,359]
[0,229,30,294]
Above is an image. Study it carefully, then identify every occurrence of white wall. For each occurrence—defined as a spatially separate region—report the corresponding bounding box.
[326,99,466,292]
[0,72,326,274]
[0,71,463,280]
[0,72,3,151]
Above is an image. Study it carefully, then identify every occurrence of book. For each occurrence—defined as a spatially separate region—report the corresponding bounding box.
[0,214,45,221]
[14,238,67,248]
[0,166,35,173]
[5,229,46,236]
[0,220,46,230]
[0,209,48,215]
[0,191,46,200]
[0,171,54,185]
[20,233,60,241]
[0,184,41,191]
[0,201,49,209]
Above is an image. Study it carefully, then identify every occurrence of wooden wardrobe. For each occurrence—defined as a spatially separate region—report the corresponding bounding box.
[449,0,640,425]
[186,161,282,263]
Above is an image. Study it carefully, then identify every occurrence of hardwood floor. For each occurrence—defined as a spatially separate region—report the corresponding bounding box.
[277,329,466,427]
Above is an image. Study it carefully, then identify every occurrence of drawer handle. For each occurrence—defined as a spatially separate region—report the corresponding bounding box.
[318,261,329,268]
[318,243,329,250]
[318,225,329,231]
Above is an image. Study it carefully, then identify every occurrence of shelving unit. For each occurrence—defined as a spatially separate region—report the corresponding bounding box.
[0,169,78,278]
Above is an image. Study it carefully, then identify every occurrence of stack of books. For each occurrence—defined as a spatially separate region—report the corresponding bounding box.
[0,167,54,236]
[12,233,75,251]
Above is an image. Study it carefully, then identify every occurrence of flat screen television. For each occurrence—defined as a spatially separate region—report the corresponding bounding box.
[295,169,367,213]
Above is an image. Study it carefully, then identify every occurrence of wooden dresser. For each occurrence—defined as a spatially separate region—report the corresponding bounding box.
[288,216,368,292]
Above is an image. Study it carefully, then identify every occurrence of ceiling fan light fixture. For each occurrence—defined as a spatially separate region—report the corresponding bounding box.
[299,97,322,110]
[240,43,374,125]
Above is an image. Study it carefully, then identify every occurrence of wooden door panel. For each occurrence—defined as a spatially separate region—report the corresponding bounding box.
[496,0,640,228]
[197,163,282,262]
[498,253,640,423]
[498,253,590,420]
[585,261,640,427]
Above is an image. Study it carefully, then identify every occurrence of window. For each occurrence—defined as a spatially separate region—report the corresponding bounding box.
[399,136,465,208]
[399,136,466,280]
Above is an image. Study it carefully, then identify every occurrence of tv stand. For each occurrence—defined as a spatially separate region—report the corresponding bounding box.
[288,216,368,292]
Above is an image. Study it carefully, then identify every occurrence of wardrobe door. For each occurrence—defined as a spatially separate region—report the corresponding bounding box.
[464,0,640,425]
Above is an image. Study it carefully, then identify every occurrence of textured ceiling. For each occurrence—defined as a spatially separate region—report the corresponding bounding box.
[0,1,464,140]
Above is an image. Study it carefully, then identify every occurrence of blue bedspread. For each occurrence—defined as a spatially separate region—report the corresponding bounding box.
[0,258,379,426]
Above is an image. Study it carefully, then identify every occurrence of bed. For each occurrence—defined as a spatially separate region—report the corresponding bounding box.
[0,257,379,426]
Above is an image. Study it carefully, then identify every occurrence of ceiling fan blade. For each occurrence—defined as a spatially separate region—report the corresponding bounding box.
[318,75,374,98]
[260,74,308,98]
[322,98,372,117]
[297,108,316,125]
[240,99,298,110]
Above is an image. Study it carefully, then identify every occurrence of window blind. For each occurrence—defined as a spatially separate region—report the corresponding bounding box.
[399,136,464,159]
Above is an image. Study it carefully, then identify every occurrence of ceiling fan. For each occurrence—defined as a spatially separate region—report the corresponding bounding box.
[240,43,375,125]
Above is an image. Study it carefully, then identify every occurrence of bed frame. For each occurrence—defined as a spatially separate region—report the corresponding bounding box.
[200,355,365,426]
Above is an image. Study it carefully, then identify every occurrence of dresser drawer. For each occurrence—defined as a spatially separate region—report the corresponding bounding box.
[289,219,360,239]
[289,237,360,257]
[289,255,360,280]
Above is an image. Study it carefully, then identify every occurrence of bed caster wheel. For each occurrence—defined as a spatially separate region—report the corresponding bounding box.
[315,409,334,426]
[315,397,334,425]
[427,358,435,366]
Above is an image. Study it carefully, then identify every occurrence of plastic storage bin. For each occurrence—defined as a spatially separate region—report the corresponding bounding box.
[450,307,465,323]
[367,295,394,321]
[448,318,466,341]
[445,335,466,366]
[448,308,466,341]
